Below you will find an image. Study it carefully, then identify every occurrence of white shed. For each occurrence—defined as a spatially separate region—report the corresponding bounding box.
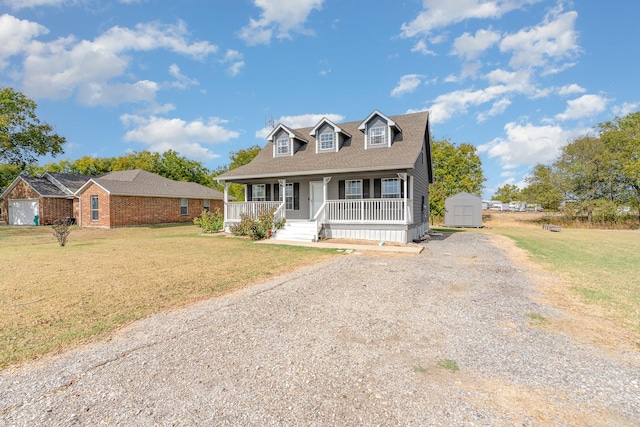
[444,192,483,228]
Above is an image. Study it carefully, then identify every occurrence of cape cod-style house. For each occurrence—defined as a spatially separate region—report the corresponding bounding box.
[215,110,434,243]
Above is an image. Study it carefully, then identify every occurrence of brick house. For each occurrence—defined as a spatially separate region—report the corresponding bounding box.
[75,169,227,228]
[0,172,90,225]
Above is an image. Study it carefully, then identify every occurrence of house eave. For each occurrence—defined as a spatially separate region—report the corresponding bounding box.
[215,164,415,182]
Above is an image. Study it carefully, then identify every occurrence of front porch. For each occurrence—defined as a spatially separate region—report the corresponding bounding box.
[224,198,414,242]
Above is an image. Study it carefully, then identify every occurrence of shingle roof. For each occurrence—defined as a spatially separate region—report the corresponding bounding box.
[86,170,225,199]
[21,176,69,197]
[217,111,429,181]
[45,172,92,194]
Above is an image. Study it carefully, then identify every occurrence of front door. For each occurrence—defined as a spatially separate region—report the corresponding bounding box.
[309,181,324,219]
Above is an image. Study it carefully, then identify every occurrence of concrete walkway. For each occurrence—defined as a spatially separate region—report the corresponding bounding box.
[255,238,424,254]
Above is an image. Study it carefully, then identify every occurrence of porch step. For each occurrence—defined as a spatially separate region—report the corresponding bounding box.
[273,220,318,242]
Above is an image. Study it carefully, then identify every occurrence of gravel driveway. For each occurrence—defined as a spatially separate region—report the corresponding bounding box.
[2,232,639,426]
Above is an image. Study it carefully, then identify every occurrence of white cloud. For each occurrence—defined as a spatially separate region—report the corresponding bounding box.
[428,84,512,123]
[121,114,240,160]
[12,19,216,105]
[400,0,541,38]
[411,40,435,55]
[0,14,48,70]
[499,9,579,73]
[168,64,199,89]
[558,83,585,95]
[220,49,245,76]
[555,94,608,121]
[255,113,345,138]
[1,0,67,9]
[477,98,511,122]
[478,121,587,168]
[612,102,639,117]
[391,74,423,97]
[238,0,323,45]
[452,28,501,60]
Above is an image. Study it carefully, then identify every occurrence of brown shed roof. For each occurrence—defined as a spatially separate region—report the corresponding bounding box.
[217,111,430,181]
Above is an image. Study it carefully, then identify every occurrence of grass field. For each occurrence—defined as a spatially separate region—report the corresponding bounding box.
[484,212,640,339]
[0,225,337,369]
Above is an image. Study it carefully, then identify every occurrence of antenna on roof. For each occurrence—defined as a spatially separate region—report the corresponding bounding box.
[265,115,275,130]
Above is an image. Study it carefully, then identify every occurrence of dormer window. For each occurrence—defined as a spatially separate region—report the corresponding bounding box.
[369,127,386,146]
[319,133,334,151]
[276,138,289,156]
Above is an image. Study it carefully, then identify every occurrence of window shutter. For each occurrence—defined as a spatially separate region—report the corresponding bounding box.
[373,179,381,198]
[338,180,345,199]
[265,183,271,201]
[293,182,300,210]
[247,184,253,201]
[363,179,370,199]
[274,183,280,202]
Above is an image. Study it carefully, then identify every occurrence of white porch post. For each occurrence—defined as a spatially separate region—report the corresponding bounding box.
[398,173,408,224]
[244,184,248,202]
[278,179,286,205]
[223,181,229,221]
[322,176,331,202]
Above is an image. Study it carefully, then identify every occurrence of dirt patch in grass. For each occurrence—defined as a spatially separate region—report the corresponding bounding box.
[486,232,640,357]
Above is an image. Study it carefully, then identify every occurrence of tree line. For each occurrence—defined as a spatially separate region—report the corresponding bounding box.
[2,86,487,220]
[493,111,640,224]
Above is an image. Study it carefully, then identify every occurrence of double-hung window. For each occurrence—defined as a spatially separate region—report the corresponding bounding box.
[381,178,401,198]
[345,180,362,199]
[91,195,99,221]
[319,133,334,151]
[203,199,210,212]
[180,198,188,215]
[276,138,289,155]
[252,184,266,201]
[369,126,385,146]
[285,183,294,210]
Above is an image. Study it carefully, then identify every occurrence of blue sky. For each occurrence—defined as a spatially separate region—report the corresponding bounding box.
[1,0,638,199]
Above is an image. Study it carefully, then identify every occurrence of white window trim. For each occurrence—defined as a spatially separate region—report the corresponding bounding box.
[319,132,334,151]
[381,178,401,198]
[369,126,386,146]
[180,198,188,215]
[91,195,99,221]
[252,184,266,201]
[285,183,294,210]
[345,179,362,199]
[276,137,290,156]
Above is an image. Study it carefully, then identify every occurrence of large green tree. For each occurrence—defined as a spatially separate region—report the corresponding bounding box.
[212,144,262,201]
[492,184,521,203]
[599,111,640,218]
[0,87,66,187]
[520,164,563,211]
[430,139,485,222]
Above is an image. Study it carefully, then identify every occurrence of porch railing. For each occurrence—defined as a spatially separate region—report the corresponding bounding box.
[225,201,282,221]
[325,199,411,224]
[312,201,328,241]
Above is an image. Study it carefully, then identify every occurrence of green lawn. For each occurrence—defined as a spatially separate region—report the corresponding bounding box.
[0,225,338,369]
[490,225,640,334]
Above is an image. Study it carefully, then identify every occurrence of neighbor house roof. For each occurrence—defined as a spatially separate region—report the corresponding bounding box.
[76,169,227,199]
[0,173,91,199]
[216,110,430,182]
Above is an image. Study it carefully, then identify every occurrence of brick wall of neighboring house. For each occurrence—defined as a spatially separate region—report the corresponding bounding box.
[79,183,111,227]
[39,197,74,226]
[109,196,217,227]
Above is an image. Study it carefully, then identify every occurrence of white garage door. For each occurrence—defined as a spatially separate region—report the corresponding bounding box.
[8,199,39,225]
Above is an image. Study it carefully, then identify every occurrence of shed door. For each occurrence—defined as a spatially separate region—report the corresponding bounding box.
[9,199,39,225]
[454,205,473,226]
